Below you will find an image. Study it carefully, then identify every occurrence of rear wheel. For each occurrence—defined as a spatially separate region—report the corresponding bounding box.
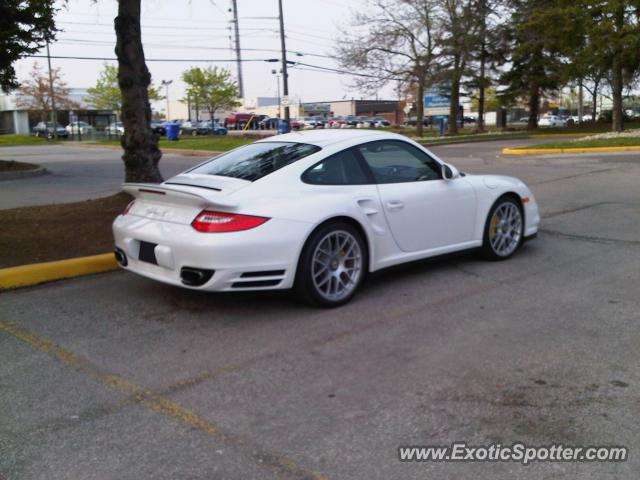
[295,222,366,307]
[482,196,524,260]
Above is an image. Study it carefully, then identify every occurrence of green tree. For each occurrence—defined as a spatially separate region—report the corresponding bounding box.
[0,0,58,92]
[578,1,640,131]
[115,0,162,183]
[499,0,570,129]
[471,87,501,113]
[181,66,239,123]
[86,63,162,117]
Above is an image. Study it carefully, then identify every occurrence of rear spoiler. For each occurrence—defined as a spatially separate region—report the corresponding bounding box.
[122,183,239,209]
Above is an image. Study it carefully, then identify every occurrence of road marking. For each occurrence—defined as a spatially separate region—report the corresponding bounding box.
[0,321,328,480]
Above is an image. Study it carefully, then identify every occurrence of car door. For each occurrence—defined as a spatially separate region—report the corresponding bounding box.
[356,140,476,253]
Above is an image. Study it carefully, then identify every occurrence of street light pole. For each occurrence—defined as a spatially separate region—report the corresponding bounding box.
[46,42,58,137]
[161,80,172,120]
[272,69,281,118]
[277,0,290,128]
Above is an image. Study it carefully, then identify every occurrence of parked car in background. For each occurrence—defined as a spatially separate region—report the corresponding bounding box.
[259,116,280,130]
[198,120,228,135]
[302,117,320,129]
[66,121,93,135]
[178,121,204,136]
[287,118,303,130]
[224,112,253,130]
[151,121,167,135]
[313,116,327,128]
[107,122,125,136]
[328,116,346,128]
[463,116,477,124]
[538,114,567,127]
[371,117,391,127]
[33,122,69,138]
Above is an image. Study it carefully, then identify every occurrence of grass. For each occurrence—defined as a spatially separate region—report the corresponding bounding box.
[96,135,255,152]
[0,159,39,172]
[0,193,131,268]
[0,135,53,147]
[514,137,640,150]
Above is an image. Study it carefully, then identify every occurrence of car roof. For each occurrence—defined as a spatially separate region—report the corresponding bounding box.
[255,129,405,148]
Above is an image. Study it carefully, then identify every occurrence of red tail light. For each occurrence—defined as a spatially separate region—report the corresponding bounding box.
[122,200,135,215]
[191,210,269,233]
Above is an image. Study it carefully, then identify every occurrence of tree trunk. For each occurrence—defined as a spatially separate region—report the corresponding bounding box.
[611,3,624,132]
[527,83,539,130]
[477,50,486,133]
[578,79,583,123]
[416,79,424,137]
[591,80,599,122]
[114,0,163,183]
[448,73,460,135]
[611,58,624,132]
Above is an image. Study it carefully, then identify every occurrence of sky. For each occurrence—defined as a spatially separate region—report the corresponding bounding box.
[14,0,395,108]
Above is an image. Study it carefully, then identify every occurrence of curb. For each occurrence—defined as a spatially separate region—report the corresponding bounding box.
[0,166,47,181]
[502,145,640,155]
[415,133,587,147]
[64,143,217,157]
[528,133,588,139]
[0,253,117,290]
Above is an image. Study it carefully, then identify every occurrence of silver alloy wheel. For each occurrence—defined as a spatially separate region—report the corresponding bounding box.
[311,230,363,302]
[489,202,523,257]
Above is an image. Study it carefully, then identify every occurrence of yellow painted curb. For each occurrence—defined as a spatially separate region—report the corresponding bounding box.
[0,253,117,289]
[503,146,640,155]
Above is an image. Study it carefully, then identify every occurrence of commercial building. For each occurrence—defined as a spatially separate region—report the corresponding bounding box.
[0,88,116,134]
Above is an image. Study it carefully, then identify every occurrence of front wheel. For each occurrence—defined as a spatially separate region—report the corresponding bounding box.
[295,222,366,307]
[482,196,524,260]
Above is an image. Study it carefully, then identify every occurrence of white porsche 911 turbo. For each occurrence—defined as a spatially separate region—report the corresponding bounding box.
[113,130,539,307]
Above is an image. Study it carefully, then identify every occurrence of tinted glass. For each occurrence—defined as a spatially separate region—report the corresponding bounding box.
[189,142,321,182]
[302,149,370,185]
[357,140,441,184]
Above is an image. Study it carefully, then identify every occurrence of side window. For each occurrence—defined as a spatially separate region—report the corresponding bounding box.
[356,140,442,184]
[302,149,370,185]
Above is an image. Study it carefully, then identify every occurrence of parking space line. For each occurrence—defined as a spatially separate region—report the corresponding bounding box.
[0,321,329,480]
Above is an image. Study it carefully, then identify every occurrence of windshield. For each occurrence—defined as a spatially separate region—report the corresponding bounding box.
[188,142,321,182]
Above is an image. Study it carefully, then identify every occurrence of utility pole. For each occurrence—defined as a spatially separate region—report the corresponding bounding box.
[231,0,244,99]
[45,42,58,137]
[278,0,290,128]
[161,80,172,120]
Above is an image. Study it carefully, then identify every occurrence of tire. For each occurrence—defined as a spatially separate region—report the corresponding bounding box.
[482,196,524,260]
[295,221,367,308]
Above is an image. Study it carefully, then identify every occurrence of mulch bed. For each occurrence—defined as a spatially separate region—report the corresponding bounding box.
[0,160,39,172]
[0,193,131,268]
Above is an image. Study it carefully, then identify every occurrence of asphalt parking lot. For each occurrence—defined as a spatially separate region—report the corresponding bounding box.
[2,139,640,479]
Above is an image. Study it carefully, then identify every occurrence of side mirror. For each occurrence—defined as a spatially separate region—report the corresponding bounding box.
[442,163,460,180]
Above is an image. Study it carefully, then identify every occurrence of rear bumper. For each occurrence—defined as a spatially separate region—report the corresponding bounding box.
[112,214,313,291]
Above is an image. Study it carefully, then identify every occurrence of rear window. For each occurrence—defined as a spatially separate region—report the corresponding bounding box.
[188,142,321,182]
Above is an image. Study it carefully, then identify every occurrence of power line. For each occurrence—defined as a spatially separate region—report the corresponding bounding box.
[56,38,332,58]
[26,54,268,63]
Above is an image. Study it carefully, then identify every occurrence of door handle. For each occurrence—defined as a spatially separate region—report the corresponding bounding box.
[386,200,404,211]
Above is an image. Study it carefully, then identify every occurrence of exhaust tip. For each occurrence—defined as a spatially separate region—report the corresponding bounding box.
[180,267,214,286]
[114,248,128,267]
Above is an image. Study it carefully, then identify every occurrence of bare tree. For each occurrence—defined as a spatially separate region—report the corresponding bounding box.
[16,63,78,121]
[336,0,441,136]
